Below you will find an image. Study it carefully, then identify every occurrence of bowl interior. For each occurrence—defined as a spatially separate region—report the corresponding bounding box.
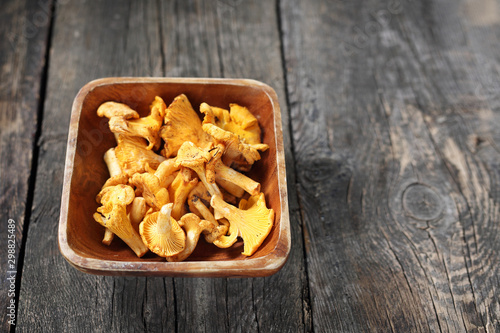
[66,80,282,263]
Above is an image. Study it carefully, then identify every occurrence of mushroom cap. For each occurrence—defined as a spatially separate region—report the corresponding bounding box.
[97,101,139,119]
[211,193,274,256]
[130,172,169,210]
[175,141,211,170]
[166,213,213,262]
[108,97,165,150]
[97,184,135,208]
[201,102,262,144]
[228,103,258,132]
[101,174,129,191]
[212,218,238,249]
[115,135,165,176]
[201,103,268,171]
[160,94,212,158]
[139,204,186,257]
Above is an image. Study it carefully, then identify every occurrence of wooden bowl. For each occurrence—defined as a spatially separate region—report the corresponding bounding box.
[58,77,290,277]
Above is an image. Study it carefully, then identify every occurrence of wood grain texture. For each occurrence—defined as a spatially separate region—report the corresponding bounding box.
[0,0,52,331]
[17,0,308,332]
[280,0,500,331]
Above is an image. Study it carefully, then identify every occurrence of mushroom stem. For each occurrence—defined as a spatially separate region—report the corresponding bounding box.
[104,148,122,177]
[190,196,218,228]
[198,169,222,197]
[155,158,179,187]
[102,222,114,245]
[102,148,122,244]
[215,162,260,196]
[215,177,245,198]
[129,197,147,231]
[157,203,174,234]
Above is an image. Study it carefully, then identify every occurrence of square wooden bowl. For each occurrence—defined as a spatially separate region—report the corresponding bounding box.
[58,77,290,277]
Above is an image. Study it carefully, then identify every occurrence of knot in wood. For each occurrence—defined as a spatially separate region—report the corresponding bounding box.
[402,184,443,221]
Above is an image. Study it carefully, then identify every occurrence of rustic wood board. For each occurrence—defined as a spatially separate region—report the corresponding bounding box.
[17,0,308,332]
[0,0,53,331]
[280,0,500,331]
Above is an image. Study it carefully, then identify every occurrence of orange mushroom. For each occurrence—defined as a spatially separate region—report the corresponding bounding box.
[93,184,148,257]
[210,193,274,256]
[139,203,186,257]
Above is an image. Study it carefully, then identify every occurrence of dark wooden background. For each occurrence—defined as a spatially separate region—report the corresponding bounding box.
[2,0,500,332]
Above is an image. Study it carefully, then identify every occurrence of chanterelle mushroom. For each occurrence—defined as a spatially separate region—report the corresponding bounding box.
[201,103,269,171]
[160,94,212,158]
[205,144,245,200]
[93,184,148,257]
[210,193,274,256]
[166,213,214,262]
[202,123,268,172]
[108,96,166,150]
[139,203,186,257]
[114,134,165,176]
[175,141,222,197]
[168,167,198,220]
[188,183,228,244]
[97,101,140,120]
[101,148,129,190]
[130,172,169,210]
[97,147,128,245]
[212,218,238,249]
[154,158,179,188]
[129,197,147,233]
[210,145,261,196]
[176,141,224,219]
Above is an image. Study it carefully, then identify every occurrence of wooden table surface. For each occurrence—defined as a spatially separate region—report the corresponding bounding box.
[2,0,500,332]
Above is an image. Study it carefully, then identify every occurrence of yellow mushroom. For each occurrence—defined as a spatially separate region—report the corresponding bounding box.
[215,177,245,198]
[159,94,212,158]
[166,213,214,262]
[187,182,212,218]
[210,193,274,256]
[139,203,186,257]
[98,147,128,245]
[97,101,140,120]
[93,184,148,257]
[128,197,147,233]
[187,183,228,244]
[201,103,268,171]
[200,102,231,128]
[204,143,259,197]
[114,134,165,176]
[214,158,260,196]
[167,167,198,220]
[175,141,222,197]
[108,96,166,150]
[154,158,180,188]
[130,172,169,210]
[212,218,238,249]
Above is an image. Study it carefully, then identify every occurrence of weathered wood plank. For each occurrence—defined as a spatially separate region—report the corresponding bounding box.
[16,1,175,332]
[0,0,52,331]
[161,1,309,332]
[17,0,308,332]
[281,0,500,331]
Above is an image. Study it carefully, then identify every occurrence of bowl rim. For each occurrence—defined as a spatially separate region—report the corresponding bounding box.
[58,77,291,277]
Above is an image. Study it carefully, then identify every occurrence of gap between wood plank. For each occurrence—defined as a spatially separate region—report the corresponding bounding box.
[11,2,56,333]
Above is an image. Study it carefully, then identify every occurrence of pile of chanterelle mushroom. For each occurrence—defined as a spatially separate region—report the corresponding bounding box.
[93,94,274,261]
